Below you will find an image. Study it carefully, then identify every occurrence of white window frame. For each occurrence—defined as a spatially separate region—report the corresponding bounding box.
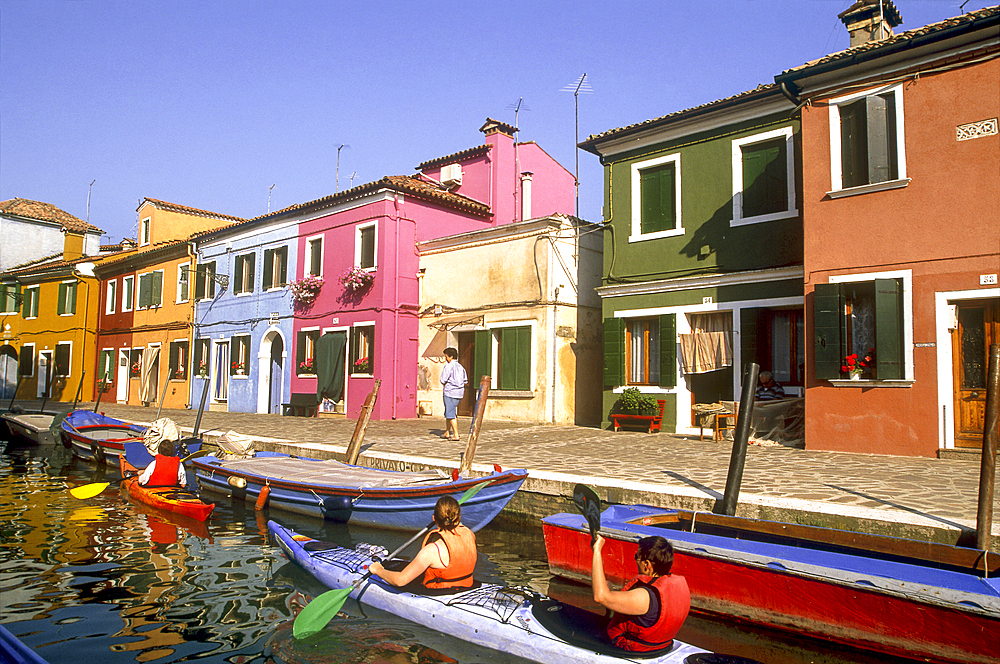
[234,252,254,296]
[59,279,77,316]
[484,319,538,392]
[98,348,116,383]
[23,286,39,319]
[176,263,190,303]
[140,217,151,246]
[106,280,117,315]
[56,340,73,377]
[122,275,134,312]
[630,152,683,242]
[731,126,798,226]
[136,270,163,310]
[264,245,288,291]
[355,222,378,270]
[349,321,375,376]
[306,235,324,277]
[298,325,321,377]
[828,83,908,198]
[828,268,914,384]
[20,342,35,377]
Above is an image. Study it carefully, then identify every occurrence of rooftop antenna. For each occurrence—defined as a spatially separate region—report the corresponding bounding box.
[506,97,530,132]
[350,172,357,188]
[336,144,351,193]
[86,179,96,223]
[561,73,592,218]
[506,98,530,223]
[268,184,275,213]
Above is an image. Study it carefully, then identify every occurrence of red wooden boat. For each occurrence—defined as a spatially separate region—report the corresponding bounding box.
[121,459,215,522]
[543,503,1000,664]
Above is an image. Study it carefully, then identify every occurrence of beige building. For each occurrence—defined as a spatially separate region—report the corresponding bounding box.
[416,215,603,426]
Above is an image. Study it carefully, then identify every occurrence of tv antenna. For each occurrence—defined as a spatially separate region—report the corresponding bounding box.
[86,179,96,223]
[350,172,357,188]
[506,97,530,132]
[336,144,351,193]
[561,73,592,218]
[268,184,275,213]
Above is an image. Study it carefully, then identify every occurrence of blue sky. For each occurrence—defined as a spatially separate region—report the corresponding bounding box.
[1,0,991,243]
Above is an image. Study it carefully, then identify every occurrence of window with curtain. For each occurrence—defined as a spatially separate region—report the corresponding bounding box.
[231,335,251,375]
[122,276,134,311]
[214,340,230,401]
[169,340,189,380]
[234,253,255,295]
[357,224,376,269]
[627,319,660,384]
[263,246,288,290]
[814,278,904,380]
[22,286,39,319]
[0,283,19,314]
[308,237,323,276]
[195,262,216,300]
[193,338,210,377]
[297,329,320,375]
[57,281,77,315]
[106,280,117,314]
[350,325,374,375]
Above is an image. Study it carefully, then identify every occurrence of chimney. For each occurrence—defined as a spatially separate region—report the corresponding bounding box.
[62,229,85,262]
[520,172,533,221]
[479,117,517,140]
[839,0,902,48]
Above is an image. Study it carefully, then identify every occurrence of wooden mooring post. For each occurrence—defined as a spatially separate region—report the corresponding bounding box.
[345,379,381,465]
[976,344,999,552]
[459,376,491,478]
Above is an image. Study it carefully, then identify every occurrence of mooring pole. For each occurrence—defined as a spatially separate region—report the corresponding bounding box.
[976,344,999,552]
[459,375,492,478]
[718,362,759,516]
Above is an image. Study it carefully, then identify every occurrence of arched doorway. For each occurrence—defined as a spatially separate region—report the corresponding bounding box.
[257,327,285,414]
[0,345,17,401]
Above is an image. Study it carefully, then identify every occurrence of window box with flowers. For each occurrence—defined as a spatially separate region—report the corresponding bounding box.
[173,366,186,380]
[197,360,208,378]
[341,266,375,292]
[353,356,370,374]
[288,274,324,304]
[842,348,875,380]
[130,361,141,378]
[232,361,246,376]
[299,357,316,376]
[96,379,113,393]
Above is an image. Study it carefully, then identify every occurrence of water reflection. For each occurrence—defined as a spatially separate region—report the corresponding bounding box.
[2,438,925,664]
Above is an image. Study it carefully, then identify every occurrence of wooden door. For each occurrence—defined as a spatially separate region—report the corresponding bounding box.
[457,332,476,417]
[952,299,1000,449]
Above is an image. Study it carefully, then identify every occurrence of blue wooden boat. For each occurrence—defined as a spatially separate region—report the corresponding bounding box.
[543,503,1000,664]
[269,519,718,664]
[192,451,526,531]
[59,410,147,465]
[0,624,50,664]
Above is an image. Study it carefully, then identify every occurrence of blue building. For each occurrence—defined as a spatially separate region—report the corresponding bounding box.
[192,217,297,414]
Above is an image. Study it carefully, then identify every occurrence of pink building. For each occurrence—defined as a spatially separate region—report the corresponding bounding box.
[286,119,575,421]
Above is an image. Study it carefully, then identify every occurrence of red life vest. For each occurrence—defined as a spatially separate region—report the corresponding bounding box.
[606,574,690,652]
[147,454,181,486]
[420,525,476,589]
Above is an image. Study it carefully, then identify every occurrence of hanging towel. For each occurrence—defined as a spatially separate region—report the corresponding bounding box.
[679,331,733,374]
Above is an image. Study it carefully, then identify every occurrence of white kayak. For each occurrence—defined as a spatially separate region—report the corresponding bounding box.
[270,520,755,664]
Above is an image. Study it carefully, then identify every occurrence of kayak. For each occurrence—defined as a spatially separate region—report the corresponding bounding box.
[121,459,215,522]
[269,520,732,664]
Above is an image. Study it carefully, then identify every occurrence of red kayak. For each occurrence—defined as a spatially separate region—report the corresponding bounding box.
[121,459,215,522]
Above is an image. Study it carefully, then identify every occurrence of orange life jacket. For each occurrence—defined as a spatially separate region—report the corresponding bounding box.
[421,525,476,589]
[147,454,181,487]
[606,574,690,652]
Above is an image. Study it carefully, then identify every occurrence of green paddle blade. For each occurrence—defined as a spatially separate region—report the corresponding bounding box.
[293,586,355,639]
[70,482,111,500]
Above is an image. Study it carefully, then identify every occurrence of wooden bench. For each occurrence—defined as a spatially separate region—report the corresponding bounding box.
[611,399,666,433]
[282,393,318,418]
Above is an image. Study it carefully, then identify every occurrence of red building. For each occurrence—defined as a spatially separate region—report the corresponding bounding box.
[776,3,999,456]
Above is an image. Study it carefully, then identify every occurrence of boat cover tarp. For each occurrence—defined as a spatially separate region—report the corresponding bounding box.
[214,455,448,488]
[143,418,180,453]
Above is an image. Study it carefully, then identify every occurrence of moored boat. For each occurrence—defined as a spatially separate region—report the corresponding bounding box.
[1,409,58,445]
[543,503,1000,664]
[121,458,215,522]
[192,451,526,531]
[60,410,146,466]
[269,519,720,664]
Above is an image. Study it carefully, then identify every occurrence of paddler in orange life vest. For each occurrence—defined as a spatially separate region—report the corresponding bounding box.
[137,440,187,487]
[592,534,691,652]
[370,495,477,590]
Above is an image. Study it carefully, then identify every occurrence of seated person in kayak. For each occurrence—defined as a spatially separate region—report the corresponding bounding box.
[591,534,690,652]
[370,495,477,590]
[137,440,186,487]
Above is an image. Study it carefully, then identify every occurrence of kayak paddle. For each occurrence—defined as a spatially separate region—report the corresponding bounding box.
[572,483,602,545]
[292,478,492,640]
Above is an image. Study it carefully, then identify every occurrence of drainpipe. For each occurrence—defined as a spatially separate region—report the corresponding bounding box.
[392,195,400,420]
[186,241,198,408]
[552,285,559,424]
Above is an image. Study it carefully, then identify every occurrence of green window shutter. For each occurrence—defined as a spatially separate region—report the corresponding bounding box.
[474,329,491,385]
[814,283,844,380]
[138,274,151,309]
[169,343,179,371]
[263,249,275,290]
[151,272,162,306]
[603,317,624,388]
[234,258,244,293]
[640,163,675,234]
[741,307,763,369]
[840,99,868,188]
[55,345,70,376]
[499,326,530,391]
[68,283,77,314]
[195,265,206,299]
[21,288,30,317]
[658,314,676,388]
[742,139,786,218]
[875,278,903,379]
[19,346,33,375]
[246,254,255,292]
[866,94,891,185]
[278,247,287,286]
[57,283,66,315]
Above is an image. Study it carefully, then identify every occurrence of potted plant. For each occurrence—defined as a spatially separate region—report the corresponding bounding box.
[288,274,324,304]
[842,348,874,380]
[299,357,316,375]
[340,265,375,292]
[130,360,141,378]
[353,356,370,374]
[96,379,112,393]
[618,387,660,415]
[232,360,246,376]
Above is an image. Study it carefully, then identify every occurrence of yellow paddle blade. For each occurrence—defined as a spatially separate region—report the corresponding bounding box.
[70,482,110,499]
[69,506,107,522]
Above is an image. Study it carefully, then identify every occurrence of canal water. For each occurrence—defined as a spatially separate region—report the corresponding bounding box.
[1,434,926,664]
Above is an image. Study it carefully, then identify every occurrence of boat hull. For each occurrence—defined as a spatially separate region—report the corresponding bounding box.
[121,459,215,522]
[269,520,710,664]
[61,410,146,466]
[543,504,1000,664]
[1,412,57,445]
[193,452,526,531]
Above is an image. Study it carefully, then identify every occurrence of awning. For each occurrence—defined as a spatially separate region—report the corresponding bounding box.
[426,314,484,332]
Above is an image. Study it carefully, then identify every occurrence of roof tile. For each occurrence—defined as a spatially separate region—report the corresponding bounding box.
[0,197,104,234]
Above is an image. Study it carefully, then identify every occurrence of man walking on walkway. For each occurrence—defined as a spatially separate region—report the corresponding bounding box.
[440,347,468,441]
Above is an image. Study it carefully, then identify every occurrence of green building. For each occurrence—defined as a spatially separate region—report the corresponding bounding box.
[581,84,803,435]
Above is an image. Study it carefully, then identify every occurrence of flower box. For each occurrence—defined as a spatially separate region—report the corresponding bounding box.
[341,266,375,292]
[289,275,324,304]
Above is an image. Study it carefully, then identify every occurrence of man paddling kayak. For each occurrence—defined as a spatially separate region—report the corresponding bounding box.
[591,534,690,652]
[370,495,477,590]
[136,440,187,487]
